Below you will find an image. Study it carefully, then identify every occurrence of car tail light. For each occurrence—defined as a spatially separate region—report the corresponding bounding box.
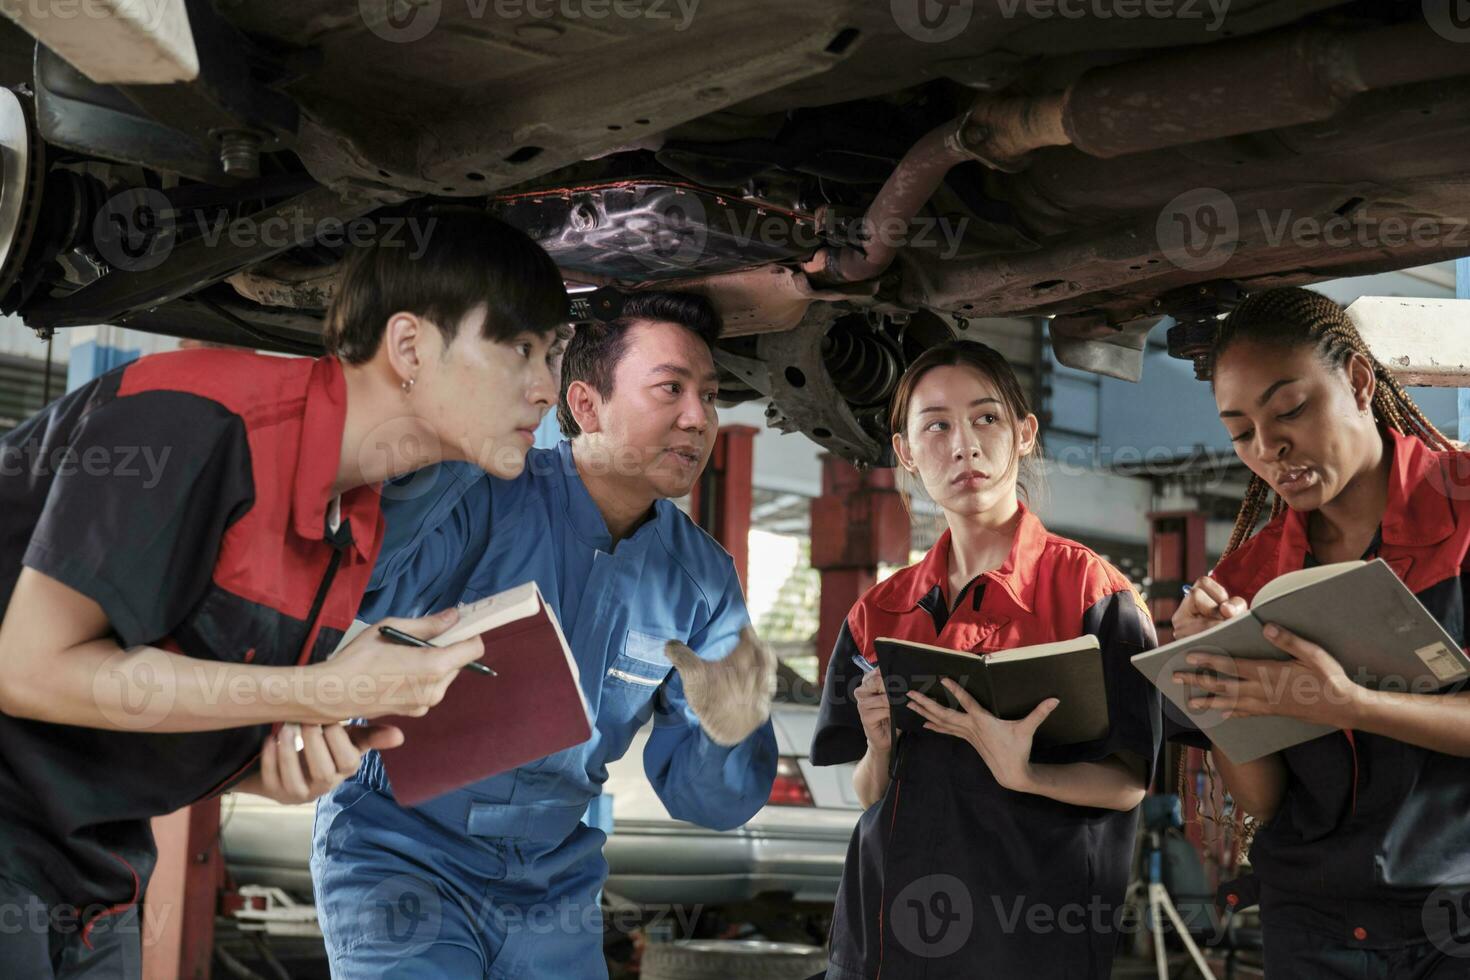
[767,756,814,807]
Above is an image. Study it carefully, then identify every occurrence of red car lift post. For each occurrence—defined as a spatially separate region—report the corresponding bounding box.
[811,455,910,680]
[143,799,223,980]
[1147,510,1235,881]
[689,425,757,590]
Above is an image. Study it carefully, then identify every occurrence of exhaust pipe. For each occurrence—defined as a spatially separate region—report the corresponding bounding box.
[805,19,1470,285]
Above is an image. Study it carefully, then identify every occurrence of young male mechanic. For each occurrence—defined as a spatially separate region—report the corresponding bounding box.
[311,290,779,979]
[0,210,565,978]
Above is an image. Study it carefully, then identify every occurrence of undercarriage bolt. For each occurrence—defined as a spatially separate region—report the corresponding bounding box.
[219,131,262,180]
[570,202,598,232]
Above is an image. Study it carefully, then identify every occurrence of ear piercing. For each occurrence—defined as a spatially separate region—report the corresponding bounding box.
[402,376,417,394]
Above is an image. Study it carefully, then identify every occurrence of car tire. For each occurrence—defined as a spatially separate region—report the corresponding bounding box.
[640,939,828,979]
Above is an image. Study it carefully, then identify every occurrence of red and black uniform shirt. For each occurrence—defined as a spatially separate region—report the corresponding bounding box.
[1177,427,1470,947]
[811,504,1161,979]
[0,349,382,927]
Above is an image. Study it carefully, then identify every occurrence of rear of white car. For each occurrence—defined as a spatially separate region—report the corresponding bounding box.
[602,703,861,908]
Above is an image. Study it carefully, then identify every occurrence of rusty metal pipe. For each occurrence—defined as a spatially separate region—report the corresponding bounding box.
[806,19,1470,285]
[803,123,974,284]
[1060,20,1467,159]
[803,91,1069,284]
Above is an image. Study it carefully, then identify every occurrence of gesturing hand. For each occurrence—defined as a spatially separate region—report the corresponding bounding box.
[665,627,778,746]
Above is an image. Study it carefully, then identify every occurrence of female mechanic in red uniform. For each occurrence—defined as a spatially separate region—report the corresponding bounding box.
[812,339,1162,978]
[1170,287,1470,978]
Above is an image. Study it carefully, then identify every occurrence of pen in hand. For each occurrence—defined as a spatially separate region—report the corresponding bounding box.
[378,625,498,676]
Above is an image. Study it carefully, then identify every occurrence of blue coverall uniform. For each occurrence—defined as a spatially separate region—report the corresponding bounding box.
[310,442,778,978]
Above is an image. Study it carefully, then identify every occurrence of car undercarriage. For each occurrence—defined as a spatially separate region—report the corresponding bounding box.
[0,0,1467,463]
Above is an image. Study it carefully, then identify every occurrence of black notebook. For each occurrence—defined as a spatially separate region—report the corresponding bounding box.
[873,635,1109,747]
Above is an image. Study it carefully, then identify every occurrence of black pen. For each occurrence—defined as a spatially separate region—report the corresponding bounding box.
[378,625,497,676]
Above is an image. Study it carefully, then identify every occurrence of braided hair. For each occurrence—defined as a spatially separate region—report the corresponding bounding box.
[1211,287,1453,555]
[1181,286,1453,855]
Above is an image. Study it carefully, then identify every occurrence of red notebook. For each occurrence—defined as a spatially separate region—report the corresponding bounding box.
[376,582,592,807]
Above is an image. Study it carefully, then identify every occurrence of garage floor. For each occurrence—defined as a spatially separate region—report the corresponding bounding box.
[215,921,1265,979]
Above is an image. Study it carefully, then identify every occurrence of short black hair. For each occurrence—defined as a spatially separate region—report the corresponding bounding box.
[324,209,567,364]
[556,291,722,438]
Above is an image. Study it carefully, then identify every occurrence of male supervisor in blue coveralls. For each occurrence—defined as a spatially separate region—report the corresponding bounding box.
[310,290,779,978]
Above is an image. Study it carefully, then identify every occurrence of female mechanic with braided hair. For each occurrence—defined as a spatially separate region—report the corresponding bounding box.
[1169,286,1470,977]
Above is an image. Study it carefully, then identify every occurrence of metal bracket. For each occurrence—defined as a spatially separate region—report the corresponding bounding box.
[1051,314,1163,382]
